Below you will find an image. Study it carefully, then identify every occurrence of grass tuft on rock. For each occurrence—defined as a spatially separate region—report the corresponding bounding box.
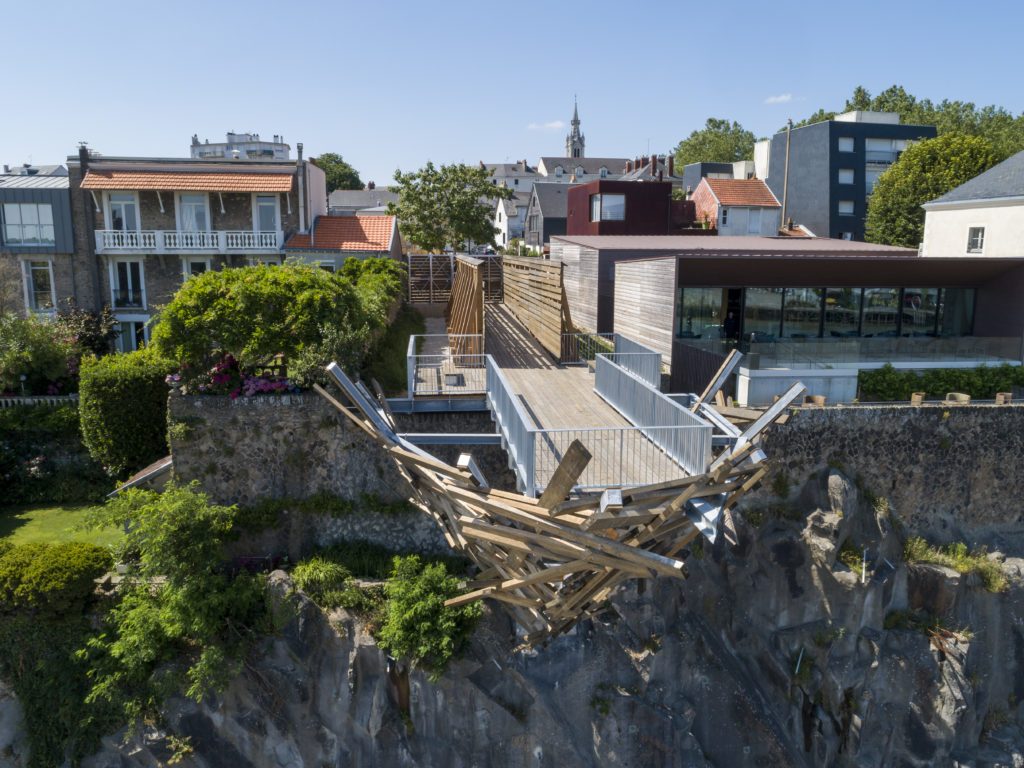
[904,537,1008,593]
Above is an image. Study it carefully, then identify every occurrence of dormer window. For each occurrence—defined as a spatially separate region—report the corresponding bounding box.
[555,167,563,178]
[599,167,608,179]
[575,166,585,177]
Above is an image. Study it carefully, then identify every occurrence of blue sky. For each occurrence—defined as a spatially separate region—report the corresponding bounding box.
[1,0,1020,184]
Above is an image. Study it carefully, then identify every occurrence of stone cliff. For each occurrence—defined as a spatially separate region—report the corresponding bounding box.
[47,468,1022,768]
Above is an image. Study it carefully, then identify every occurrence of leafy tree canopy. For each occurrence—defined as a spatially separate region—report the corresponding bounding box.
[791,84,1024,160]
[311,152,363,194]
[673,118,756,167]
[387,162,513,253]
[865,133,999,248]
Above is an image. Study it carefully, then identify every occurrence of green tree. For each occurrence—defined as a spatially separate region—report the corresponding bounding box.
[788,109,837,130]
[865,134,999,248]
[387,162,512,253]
[311,152,363,193]
[672,118,755,167]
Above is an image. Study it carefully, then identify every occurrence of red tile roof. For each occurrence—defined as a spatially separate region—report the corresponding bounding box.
[704,178,780,207]
[285,215,395,252]
[81,170,293,192]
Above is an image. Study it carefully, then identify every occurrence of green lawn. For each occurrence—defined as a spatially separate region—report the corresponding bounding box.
[0,504,122,548]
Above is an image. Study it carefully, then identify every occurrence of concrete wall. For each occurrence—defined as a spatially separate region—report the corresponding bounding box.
[752,403,1024,541]
[922,202,1024,258]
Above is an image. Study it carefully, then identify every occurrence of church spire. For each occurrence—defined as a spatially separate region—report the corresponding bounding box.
[565,96,585,159]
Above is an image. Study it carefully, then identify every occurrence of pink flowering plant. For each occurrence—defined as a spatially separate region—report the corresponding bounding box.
[171,353,297,399]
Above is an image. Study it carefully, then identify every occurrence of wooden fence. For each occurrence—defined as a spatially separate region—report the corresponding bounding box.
[502,256,574,360]
[445,256,485,355]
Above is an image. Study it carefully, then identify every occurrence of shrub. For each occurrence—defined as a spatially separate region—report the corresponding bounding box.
[152,263,370,377]
[0,404,111,504]
[904,536,1008,592]
[79,347,175,477]
[82,483,268,721]
[0,313,78,395]
[52,299,119,357]
[377,555,481,679]
[859,363,1024,401]
[0,541,112,615]
[361,304,426,394]
[292,557,352,602]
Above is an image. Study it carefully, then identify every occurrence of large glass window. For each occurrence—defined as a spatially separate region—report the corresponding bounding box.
[901,288,940,336]
[743,287,783,340]
[113,260,144,308]
[861,288,900,336]
[3,203,55,245]
[590,194,625,221]
[108,193,138,231]
[25,261,55,310]
[937,288,975,336]
[178,194,209,232]
[117,319,147,353]
[823,288,861,337]
[255,195,278,232]
[782,288,823,338]
[676,287,725,339]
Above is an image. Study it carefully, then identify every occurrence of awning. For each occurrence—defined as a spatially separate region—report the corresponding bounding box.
[81,170,293,192]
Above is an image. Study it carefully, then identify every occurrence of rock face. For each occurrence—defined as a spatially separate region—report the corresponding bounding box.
[56,470,1024,766]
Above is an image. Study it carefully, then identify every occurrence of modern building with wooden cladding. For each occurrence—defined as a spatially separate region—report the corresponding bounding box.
[550,235,1024,403]
[66,145,326,351]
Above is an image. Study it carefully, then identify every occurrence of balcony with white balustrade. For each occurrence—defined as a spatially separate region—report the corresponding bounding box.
[95,229,284,254]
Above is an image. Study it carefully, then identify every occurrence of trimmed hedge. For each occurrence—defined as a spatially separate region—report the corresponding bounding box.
[79,347,175,477]
[0,541,112,615]
[858,363,1024,402]
[0,404,111,504]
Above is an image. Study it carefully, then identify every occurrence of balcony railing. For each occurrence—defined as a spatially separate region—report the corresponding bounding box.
[96,230,283,253]
[111,289,144,308]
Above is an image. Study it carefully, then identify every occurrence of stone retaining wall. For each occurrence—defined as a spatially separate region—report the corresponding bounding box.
[752,403,1024,543]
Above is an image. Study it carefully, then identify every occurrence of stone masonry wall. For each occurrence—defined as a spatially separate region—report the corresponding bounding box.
[751,402,1024,544]
[168,392,452,558]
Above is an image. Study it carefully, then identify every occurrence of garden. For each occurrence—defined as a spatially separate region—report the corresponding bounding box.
[0,258,482,765]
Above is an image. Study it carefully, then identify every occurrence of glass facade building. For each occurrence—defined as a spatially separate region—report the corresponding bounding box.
[676,286,975,341]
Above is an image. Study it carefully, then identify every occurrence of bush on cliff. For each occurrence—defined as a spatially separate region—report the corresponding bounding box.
[858,362,1024,401]
[79,347,175,478]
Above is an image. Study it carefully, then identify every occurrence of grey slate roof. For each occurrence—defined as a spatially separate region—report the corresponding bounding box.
[328,188,399,209]
[500,192,531,216]
[0,173,69,189]
[532,182,570,217]
[539,157,629,177]
[926,150,1024,205]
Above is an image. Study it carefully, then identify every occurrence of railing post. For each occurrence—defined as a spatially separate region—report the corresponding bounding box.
[524,429,536,497]
[155,231,165,254]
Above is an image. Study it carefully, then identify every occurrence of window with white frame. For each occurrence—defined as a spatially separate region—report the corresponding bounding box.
[721,207,729,227]
[317,261,337,272]
[254,195,278,232]
[23,260,56,310]
[599,167,608,179]
[3,203,55,245]
[967,226,985,253]
[838,168,854,184]
[107,193,139,231]
[111,259,145,308]
[838,137,855,152]
[182,257,211,278]
[177,193,209,232]
[865,167,883,194]
[115,317,148,353]
[838,200,855,215]
[249,255,281,266]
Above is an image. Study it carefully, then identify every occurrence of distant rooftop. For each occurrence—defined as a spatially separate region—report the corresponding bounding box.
[285,215,396,253]
[924,149,1024,207]
[2,163,67,177]
[0,173,69,190]
[552,234,917,257]
[833,110,901,125]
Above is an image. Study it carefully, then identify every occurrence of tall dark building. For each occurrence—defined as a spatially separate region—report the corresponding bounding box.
[761,112,936,240]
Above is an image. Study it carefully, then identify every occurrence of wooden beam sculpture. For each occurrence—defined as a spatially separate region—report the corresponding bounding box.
[317,363,801,645]
[445,256,485,356]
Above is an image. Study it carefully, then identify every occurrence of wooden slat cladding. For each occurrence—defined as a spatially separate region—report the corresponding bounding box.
[553,242,601,333]
[502,256,573,359]
[613,258,676,358]
[445,256,484,354]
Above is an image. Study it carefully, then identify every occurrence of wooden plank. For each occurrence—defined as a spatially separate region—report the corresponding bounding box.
[537,439,592,509]
[692,349,744,412]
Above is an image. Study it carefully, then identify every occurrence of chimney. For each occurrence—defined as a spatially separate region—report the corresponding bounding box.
[667,156,674,177]
[658,170,663,182]
[368,181,376,190]
[650,155,657,177]
[2,165,7,173]
[78,143,90,170]
[297,142,303,161]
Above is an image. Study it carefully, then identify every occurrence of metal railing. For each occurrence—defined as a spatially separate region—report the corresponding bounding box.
[594,354,712,476]
[96,230,282,253]
[112,289,144,308]
[0,394,79,409]
[486,357,536,493]
[406,334,486,396]
[598,352,661,388]
[561,332,616,363]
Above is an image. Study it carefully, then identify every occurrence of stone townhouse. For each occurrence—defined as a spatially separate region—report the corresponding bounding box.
[67,145,326,350]
[0,166,75,316]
